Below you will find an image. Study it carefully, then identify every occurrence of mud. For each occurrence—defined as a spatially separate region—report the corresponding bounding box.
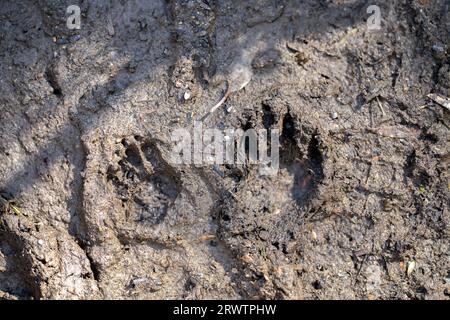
[0,0,449,299]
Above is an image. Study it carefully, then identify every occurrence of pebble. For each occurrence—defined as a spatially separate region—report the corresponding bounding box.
[184,91,191,100]
[241,254,253,264]
[432,44,445,53]
[432,43,446,59]
[37,239,44,246]
[69,34,81,43]
[22,95,30,104]
[331,112,338,119]
[131,277,148,287]
[407,261,416,277]
[56,38,69,45]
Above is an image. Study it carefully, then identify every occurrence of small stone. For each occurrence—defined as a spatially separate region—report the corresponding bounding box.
[69,34,81,43]
[22,95,30,104]
[37,239,44,246]
[432,44,446,59]
[131,277,148,287]
[226,105,234,113]
[331,112,338,119]
[241,254,253,264]
[432,44,445,53]
[56,37,69,45]
[259,230,269,240]
[184,91,191,100]
[407,261,416,277]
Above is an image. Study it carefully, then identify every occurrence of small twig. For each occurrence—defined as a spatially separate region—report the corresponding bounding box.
[376,96,386,116]
[428,93,450,112]
[199,61,253,121]
[356,254,369,276]
[200,82,231,121]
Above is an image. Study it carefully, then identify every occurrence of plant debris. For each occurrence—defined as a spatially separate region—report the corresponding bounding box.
[200,61,253,121]
[428,93,450,112]
[0,194,23,216]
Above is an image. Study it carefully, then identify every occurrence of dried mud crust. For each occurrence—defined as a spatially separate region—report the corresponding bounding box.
[0,0,449,299]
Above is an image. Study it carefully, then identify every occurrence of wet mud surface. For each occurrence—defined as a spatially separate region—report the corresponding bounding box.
[0,0,449,299]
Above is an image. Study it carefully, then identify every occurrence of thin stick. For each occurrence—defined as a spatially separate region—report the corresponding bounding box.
[428,94,450,111]
[376,96,385,116]
[200,82,231,121]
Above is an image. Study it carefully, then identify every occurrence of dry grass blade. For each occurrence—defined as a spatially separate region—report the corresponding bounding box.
[0,195,23,216]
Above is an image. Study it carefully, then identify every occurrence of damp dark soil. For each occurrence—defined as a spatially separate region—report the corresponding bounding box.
[0,0,449,299]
